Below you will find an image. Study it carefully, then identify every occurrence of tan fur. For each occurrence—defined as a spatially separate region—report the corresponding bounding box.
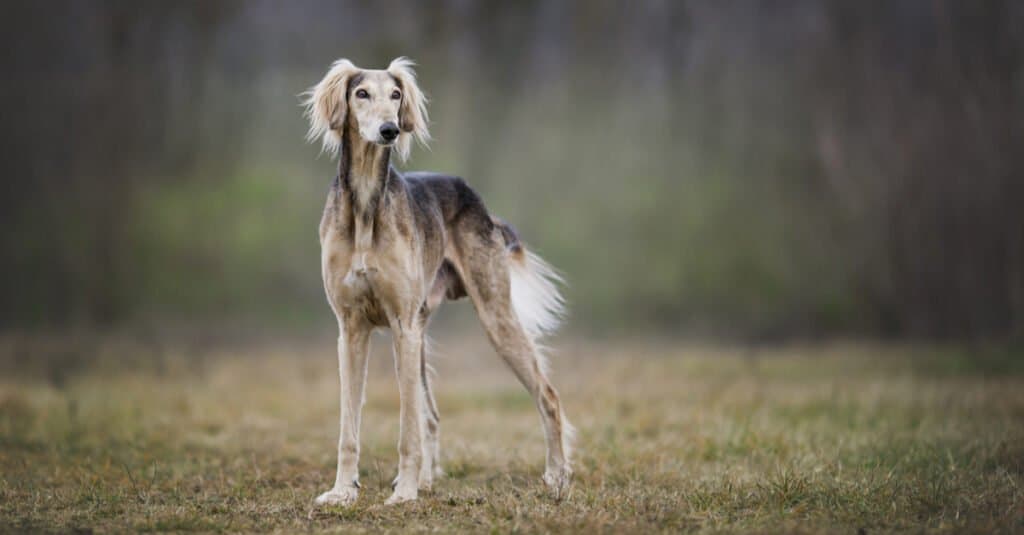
[304,58,572,507]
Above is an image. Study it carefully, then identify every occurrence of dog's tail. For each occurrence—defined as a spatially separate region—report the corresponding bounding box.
[494,218,566,339]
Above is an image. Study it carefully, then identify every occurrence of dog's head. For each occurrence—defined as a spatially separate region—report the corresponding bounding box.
[303,57,429,162]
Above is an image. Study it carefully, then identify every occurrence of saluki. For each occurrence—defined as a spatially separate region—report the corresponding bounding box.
[302,57,573,506]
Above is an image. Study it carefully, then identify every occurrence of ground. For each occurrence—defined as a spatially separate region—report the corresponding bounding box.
[1,335,1022,533]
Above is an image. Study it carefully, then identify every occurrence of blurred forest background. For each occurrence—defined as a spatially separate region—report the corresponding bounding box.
[2,0,1023,342]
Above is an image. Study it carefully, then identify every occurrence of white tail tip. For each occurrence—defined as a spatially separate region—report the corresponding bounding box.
[509,250,566,339]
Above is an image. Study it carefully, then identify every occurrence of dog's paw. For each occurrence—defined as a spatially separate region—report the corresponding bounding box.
[314,485,359,507]
[543,465,573,500]
[384,487,418,505]
[384,477,418,505]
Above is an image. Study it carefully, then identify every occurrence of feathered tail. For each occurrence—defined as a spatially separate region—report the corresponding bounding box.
[509,249,566,339]
[493,218,566,339]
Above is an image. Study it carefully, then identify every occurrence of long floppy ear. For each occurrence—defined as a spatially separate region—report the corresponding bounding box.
[302,59,359,156]
[387,57,430,162]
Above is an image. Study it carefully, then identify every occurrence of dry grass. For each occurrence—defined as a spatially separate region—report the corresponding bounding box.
[1,335,1023,533]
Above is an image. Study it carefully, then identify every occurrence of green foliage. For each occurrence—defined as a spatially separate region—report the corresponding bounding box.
[2,2,1021,338]
[132,170,324,326]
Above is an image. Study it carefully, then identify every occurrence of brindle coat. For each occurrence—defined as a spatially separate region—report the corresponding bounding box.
[305,58,572,506]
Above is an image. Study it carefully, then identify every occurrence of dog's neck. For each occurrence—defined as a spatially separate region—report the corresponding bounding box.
[339,123,392,255]
[339,123,391,212]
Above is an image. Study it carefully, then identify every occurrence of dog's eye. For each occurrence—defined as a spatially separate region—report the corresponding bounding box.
[391,90,402,100]
[355,89,369,99]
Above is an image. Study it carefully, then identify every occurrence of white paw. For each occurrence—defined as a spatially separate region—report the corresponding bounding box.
[385,475,418,505]
[314,485,359,506]
[543,465,573,500]
[384,487,418,505]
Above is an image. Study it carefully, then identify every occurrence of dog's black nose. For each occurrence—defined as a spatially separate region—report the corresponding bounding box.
[380,122,399,142]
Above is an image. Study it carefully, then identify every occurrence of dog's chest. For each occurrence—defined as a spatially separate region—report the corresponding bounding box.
[322,230,389,322]
[318,180,416,327]
[341,266,389,325]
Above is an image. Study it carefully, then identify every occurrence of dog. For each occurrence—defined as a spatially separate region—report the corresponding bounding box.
[302,57,573,506]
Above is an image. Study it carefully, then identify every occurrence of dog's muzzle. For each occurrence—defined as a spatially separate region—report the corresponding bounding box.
[379,122,399,143]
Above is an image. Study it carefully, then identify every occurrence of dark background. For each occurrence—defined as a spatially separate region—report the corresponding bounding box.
[2,0,1022,342]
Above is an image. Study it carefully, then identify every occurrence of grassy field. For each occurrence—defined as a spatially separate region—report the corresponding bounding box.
[1,335,1023,533]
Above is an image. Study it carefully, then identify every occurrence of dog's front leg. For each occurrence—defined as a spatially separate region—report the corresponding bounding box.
[386,317,424,504]
[316,318,371,506]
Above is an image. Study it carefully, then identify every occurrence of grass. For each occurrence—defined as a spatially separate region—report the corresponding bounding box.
[1,335,1023,533]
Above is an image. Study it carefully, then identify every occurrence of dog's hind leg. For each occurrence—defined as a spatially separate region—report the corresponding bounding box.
[451,230,573,498]
[419,341,442,488]
[385,313,427,504]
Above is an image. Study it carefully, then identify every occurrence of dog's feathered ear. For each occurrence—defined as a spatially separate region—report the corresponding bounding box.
[302,59,359,156]
[387,57,430,162]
